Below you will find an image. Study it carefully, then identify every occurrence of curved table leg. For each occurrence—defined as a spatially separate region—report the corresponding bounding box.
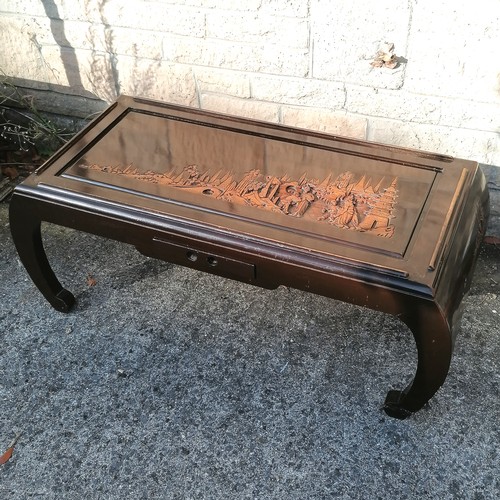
[383,301,453,419]
[9,198,75,313]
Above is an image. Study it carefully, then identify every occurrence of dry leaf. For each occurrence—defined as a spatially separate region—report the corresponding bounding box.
[384,60,399,69]
[86,274,97,287]
[371,42,400,69]
[0,433,21,465]
[484,236,500,245]
[0,447,13,465]
[2,166,19,179]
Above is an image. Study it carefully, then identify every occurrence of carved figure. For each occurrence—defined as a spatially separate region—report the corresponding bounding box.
[83,163,398,237]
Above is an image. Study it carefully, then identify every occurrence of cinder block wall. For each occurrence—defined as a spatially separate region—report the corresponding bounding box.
[1,0,499,163]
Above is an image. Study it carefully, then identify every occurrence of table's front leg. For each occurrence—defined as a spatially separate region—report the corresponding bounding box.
[9,195,75,313]
[383,301,453,419]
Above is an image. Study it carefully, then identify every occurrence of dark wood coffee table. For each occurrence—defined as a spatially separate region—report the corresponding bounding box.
[9,96,489,418]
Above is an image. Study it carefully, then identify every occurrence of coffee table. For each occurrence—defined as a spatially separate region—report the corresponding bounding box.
[9,96,489,418]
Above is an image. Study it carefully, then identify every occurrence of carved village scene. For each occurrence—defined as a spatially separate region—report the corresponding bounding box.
[84,163,398,237]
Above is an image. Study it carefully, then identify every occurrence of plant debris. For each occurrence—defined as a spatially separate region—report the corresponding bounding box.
[0,432,22,465]
[86,274,97,287]
[484,236,500,246]
[2,165,18,179]
[371,42,400,69]
[0,146,42,200]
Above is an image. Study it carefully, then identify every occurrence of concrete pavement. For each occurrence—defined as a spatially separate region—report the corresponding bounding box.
[0,194,499,498]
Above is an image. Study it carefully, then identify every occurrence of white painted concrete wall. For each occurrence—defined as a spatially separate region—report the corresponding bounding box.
[1,0,499,163]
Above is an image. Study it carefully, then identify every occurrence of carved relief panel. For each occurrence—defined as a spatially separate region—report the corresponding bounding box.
[85,164,398,238]
[63,109,438,258]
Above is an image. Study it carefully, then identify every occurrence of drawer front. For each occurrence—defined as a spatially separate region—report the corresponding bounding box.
[139,236,256,283]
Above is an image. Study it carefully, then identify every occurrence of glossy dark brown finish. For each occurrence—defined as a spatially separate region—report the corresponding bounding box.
[9,96,489,419]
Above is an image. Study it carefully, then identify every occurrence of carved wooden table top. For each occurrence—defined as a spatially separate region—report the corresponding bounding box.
[9,96,489,419]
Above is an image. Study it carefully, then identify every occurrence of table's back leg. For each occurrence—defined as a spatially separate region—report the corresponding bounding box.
[383,301,453,419]
[9,197,75,312]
